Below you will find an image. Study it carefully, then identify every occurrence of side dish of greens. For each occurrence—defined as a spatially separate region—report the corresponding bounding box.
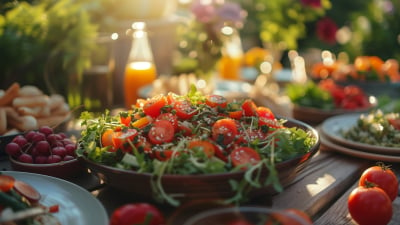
[341,110,400,148]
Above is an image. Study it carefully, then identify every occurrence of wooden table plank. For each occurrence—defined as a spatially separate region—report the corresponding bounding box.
[272,150,371,218]
[314,165,400,225]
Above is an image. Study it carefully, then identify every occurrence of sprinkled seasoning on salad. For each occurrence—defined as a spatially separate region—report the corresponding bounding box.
[77,86,317,205]
[341,110,400,148]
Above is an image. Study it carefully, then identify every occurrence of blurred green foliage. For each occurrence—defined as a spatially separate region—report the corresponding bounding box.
[0,0,97,97]
[238,0,400,62]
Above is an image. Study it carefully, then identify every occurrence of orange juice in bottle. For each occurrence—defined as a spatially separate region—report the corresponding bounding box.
[219,26,243,80]
[123,22,157,109]
[124,61,157,108]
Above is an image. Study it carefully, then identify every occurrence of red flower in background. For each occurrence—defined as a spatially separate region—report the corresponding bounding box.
[316,17,338,44]
[301,0,322,8]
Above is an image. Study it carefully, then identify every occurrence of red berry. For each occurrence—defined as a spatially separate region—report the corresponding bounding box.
[18,153,33,163]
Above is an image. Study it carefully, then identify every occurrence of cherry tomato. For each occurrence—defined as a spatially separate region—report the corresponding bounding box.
[156,113,179,131]
[236,129,267,145]
[101,129,115,149]
[388,118,400,130]
[148,120,175,145]
[0,174,15,192]
[241,99,257,117]
[110,203,165,225]
[13,180,41,204]
[188,140,215,158]
[112,129,139,152]
[256,106,275,120]
[154,149,179,161]
[212,118,238,146]
[119,113,132,126]
[166,92,179,105]
[174,100,197,119]
[177,121,194,136]
[348,185,392,225]
[205,94,227,108]
[358,164,399,201]
[135,135,152,156]
[267,208,313,225]
[212,142,228,162]
[228,110,243,120]
[143,94,167,118]
[229,147,261,170]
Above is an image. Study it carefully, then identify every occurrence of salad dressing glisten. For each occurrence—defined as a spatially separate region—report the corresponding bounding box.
[124,22,157,109]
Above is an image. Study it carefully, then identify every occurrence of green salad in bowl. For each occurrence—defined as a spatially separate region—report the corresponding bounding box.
[77,87,319,206]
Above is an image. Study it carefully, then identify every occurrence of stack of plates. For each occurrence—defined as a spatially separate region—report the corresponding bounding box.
[319,113,400,162]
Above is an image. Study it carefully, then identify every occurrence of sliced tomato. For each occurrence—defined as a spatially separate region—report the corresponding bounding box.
[101,129,115,149]
[148,120,175,145]
[212,118,238,146]
[156,113,178,131]
[174,100,197,119]
[112,129,139,153]
[13,180,41,203]
[143,94,167,118]
[0,174,15,192]
[166,92,179,105]
[236,128,267,145]
[135,135,153,156]
[188,140,215,158]
[177,121,194,136]
[212,142,228,162]
[256,106,275,119]
[154,149,178,161]
[119,112,132,126]
[241,99,257,117]
[205,94,227,108]
[388,118,400,130]
[229,147,261,170]
[228,110,243,120]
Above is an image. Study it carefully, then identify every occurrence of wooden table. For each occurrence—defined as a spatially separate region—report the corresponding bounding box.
[1,144,399,224]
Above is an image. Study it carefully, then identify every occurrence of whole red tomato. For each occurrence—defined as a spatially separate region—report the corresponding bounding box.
[359,164,399,201]
[348,185,392,225]
[109,203,165,225]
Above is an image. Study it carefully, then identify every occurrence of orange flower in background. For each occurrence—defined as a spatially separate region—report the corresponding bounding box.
[312,55,400,82]
[383,59,400,82]
[243,47,267,67]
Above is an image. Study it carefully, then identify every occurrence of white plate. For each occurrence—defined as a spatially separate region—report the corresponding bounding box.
[2,171,108,225]
[320,132,400,162]
[321,113,400,155]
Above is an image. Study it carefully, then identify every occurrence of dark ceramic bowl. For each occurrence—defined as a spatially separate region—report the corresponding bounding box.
[9,157,85,179]
[292,95,377,125]
[80,118,319,206]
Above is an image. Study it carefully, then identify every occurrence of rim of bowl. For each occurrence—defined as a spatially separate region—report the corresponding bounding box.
[9,156,79,167]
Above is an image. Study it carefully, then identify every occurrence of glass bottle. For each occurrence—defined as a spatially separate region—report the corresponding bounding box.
[124,22,157,109]
[218,25,244,80]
